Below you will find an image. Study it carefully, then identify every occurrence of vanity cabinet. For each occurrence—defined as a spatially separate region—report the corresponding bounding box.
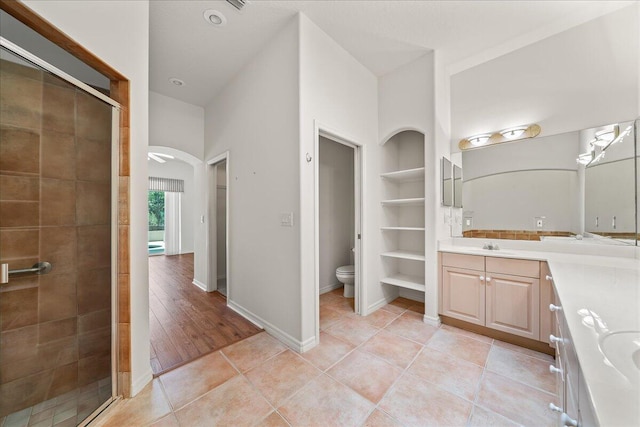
[548,288,597,426]
[440,253,541,340]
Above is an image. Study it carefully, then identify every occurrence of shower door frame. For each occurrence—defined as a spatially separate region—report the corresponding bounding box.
[0,0,133,402]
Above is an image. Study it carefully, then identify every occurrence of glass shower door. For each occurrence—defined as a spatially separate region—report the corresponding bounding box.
[0,47,115,426]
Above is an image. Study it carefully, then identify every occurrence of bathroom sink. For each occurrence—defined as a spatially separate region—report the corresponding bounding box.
[598,331,640,381]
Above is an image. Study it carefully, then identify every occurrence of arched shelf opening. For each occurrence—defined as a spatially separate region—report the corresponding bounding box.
[379,129,426,293]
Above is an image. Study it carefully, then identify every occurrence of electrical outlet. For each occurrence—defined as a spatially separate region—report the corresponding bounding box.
[535,217,545,229]
[280,212,294,227]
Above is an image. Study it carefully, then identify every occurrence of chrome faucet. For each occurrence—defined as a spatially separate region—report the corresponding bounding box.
[483,241,500,250]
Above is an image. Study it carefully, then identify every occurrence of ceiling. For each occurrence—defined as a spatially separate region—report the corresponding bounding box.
[149,0,634,106]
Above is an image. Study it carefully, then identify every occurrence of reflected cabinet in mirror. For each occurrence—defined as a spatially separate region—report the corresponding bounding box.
[460,119,637,245]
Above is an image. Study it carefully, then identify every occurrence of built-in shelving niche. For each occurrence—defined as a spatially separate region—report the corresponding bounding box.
[380,130,426,292]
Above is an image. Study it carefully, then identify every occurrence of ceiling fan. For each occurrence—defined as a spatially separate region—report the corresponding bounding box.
[147,152,175,163]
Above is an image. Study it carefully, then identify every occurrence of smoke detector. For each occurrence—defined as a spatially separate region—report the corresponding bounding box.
[203,10,227,26]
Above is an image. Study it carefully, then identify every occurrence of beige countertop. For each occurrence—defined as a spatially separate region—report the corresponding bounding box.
[439,241,640,426]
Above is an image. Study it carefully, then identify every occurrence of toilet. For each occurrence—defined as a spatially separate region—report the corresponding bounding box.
[336,265,355,298]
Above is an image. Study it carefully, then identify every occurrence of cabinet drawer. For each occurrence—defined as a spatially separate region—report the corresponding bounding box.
[442,252,484,270]
[486,257,539,278]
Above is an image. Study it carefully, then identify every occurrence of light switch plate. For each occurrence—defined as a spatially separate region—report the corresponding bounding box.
[280,212,294,227]
[535,216,545,229]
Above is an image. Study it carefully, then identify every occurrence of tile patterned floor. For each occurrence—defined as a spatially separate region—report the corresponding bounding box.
[1,378,111,427]
[89,289,556,427]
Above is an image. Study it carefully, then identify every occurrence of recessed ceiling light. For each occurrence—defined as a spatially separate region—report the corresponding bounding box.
[203,9,227,27]
[169,77,185,87]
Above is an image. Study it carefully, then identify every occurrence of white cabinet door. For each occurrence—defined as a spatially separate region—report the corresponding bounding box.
[486,272,540,340]
[442,266,485,326]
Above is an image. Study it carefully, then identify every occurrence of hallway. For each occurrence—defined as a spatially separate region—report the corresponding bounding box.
[149,254,262,375]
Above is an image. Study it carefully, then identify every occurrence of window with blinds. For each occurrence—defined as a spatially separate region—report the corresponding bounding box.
[148,177,184,193]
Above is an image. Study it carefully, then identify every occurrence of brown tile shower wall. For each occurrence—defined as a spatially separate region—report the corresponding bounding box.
[462,230,574,241]
[0,60,112,417]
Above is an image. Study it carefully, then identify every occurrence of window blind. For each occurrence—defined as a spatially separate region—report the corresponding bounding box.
[149,176,184,193]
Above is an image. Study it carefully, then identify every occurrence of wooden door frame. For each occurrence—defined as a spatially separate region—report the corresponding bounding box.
[0,0,133,397]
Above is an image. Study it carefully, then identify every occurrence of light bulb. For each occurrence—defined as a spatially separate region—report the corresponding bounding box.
[500,127,527,139]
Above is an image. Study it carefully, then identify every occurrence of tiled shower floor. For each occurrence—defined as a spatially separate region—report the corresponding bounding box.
[1,377,111,427]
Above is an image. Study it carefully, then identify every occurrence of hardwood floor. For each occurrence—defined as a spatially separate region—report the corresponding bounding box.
[149,253,262,375]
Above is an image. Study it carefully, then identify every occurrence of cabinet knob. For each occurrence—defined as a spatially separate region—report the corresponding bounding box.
[486,276,492,282]
[546,275,553,281]
[561,413,578,427]
[549,334,563,344]
[549,403,563,413]
[549,304,562,312]
[549,364,563,375]
[479,275,485,281]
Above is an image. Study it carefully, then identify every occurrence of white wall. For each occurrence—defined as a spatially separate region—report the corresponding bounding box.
[204,17,302,345]
[298,13,378,345]
[149,91,204,159]
[22,0,152,394]
[148,160,195,253]
[319,137,354,292]
[451,5,639,147]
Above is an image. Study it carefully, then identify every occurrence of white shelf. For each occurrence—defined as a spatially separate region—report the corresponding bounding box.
[381,197,425,206]
[380,227,425,231]
[380,274,425,292]
[380,167,425,182]
[381,250,425,261]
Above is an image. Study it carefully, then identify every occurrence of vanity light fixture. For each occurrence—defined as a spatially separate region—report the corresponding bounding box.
[500,126,527,139]
[468,134,492,146]
[459,124,541,151]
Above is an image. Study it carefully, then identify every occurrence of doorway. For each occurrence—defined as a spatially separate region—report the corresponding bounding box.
[315,131,363,338]
[208,154,229,296]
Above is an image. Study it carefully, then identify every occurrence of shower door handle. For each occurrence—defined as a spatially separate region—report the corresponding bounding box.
[1,262,53,284]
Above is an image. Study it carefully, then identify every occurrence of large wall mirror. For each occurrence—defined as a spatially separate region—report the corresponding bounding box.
[460,118,638,245]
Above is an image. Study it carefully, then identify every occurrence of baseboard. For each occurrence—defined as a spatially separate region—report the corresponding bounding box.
[192,279,207,291]
[319,283,342,295]
[131,368,153,397]
[227,300,311,353]
[365,294,396,316]
[423,314,442,327]
[398,288,425,302]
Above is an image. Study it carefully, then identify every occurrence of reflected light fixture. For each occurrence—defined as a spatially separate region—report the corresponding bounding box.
[592,125,618,147]
[576,150,595,165]
[459,124,541,150]
[148,152,175,164]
